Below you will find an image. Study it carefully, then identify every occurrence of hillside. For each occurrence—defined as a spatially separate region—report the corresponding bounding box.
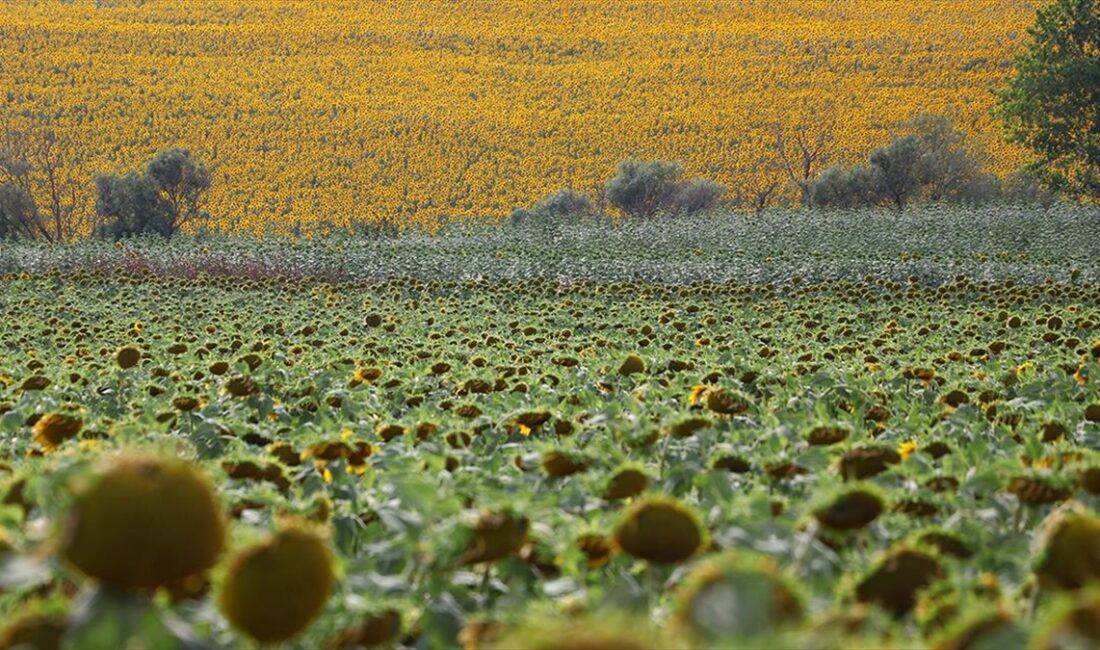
[2,0,1034,233]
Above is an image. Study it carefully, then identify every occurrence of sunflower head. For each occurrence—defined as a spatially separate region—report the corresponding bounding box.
[32,412,83,451]
[61,452,226,591]
[219,524,335,644]
[672,552,803,640]
[1035,503,1100,591]
[115,346,141,370]
[614,496,705,565]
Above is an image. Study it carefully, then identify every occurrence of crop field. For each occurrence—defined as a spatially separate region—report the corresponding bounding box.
[2,209,1100,647]
[1,0,1035,233]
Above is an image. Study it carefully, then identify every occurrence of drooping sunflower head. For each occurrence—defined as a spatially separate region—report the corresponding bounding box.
[613,495,705,565]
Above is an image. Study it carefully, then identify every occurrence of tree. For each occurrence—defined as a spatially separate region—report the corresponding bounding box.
[870,136,921,210]
[905,114,988,202]
[0,112,90,241]
[995,0,1100,199]
[771,113,837,206]
[146,148,213,226]
[0,183,42,240]
[95,149,212,239]
[95,172,175,239]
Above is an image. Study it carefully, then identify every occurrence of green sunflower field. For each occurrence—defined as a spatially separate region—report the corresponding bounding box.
[1,207,1100,648]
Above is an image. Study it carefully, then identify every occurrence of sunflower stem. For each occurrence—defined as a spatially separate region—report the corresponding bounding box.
[1013,502,1025,532]
[1027,584,1041,622]
[792,519,819,574]
[657,433,673,479]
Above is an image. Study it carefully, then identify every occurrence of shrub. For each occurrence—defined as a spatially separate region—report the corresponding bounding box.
[604,159,726,217]
[811,165,883,209]
[508,207,533,225]
[669,178,727,213]
[511,188,595,226]
[0,183,41,240]
[1002,169,1057,208]
[604,159,685,218]
[531,188,595,218]
[952,173,1003,206]
[811,114,1005,210]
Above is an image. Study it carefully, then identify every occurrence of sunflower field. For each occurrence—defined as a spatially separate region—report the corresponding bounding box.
[1,0,1036,233]
[1,207,1100,647]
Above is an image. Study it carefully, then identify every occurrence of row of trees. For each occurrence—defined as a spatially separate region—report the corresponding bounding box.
[0,116,212,241]
[514,113,1055,224]
[517,0,1098,222]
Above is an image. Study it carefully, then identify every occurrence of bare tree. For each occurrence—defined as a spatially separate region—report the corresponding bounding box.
[0,111,91,241]
[732,147,784,214]
[770,112,837,207]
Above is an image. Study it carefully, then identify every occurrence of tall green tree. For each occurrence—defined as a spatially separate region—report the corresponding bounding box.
[996,0,1100,199]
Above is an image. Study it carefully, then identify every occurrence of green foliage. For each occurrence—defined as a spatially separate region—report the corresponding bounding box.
[668,177,727,213]
[95,149,211,239]
[812,114,1003,210]
[904,113,1001,204]
[603,159,724,217]
[996,0,1100,199]
[145,148,212,222]
[604,159,686,217]
[94,172,174,239]
[0,208,1099,646]
[871,135,922,210]
[1003,169,1057,208]
[4,205,1099,285]
[811,165,884,209]
[0,182,40,240]
[511,188,596,225]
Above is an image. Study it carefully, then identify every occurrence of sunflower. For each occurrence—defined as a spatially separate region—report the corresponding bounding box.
[854,545,943,617]
[219,524,335,644]
[542,450,589,478]
[489,616,657,650]
[1030,588,1100,650]
[614,496,705,565]
[703,387,749,416]
[115,346,141,370]
[0,608,67,650]
[576,533,616,568]
[32,412,83,451]
[1034,503,1100,591]
[933,607,1023,650]
[459,509,529,565]
[619,354,645,376]
[672,552,802,640]
[813,487,884,531]
[805,425,850,447]
[605,466,648,501]
[223,375,258,398]
[328,609,402,649]
[61,452,226,591]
